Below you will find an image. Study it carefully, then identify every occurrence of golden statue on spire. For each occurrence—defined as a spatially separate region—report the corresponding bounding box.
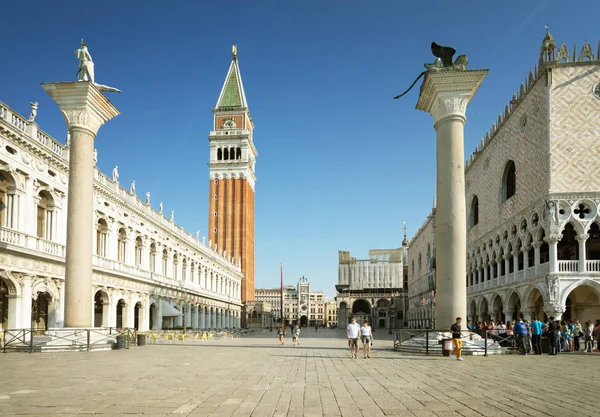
[232,45,238,58]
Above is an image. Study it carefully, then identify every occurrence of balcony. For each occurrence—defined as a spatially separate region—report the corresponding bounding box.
[0,228,65,257]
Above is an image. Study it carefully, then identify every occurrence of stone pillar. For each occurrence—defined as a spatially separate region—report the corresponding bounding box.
[547,236,560,273]
[522,246,531,278]
[42,82,119,328]
[505,310,514,324]
[56,279,65,328]
[512,251,519,282]
[21,276,32,329]
[576,234,588,272]
[200,306,206,329]
[155,299,163,330]
[543,304,564,321]
[192,305,199,329]
[523,308,533,322]
[504,255,511,278]
[533,242,542,276]
[416,69,487,330]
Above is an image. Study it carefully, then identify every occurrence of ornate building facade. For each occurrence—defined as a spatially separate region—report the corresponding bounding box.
[208,48,257,306]
[464,32,600,324]
[254,288,281,322]
[280,277,325,327]
[406,209,436,329]
[0,65,244,332]
[336,249,406,329]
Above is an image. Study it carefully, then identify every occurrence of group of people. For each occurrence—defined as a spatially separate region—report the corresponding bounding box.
[466,317,600,355]
[346,317,373,359]
[277,324,302,346]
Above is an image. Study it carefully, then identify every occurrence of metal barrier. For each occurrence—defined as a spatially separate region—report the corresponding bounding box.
[2,327,138,353]
[143,328,259,345]
[393,329,512,356]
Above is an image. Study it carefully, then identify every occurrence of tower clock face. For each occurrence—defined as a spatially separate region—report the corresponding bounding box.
[301,304,308,312]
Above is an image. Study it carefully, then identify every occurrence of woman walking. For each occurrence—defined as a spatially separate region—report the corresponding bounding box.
[360,320,373,359]
[293,325,301,346]
[277,325,285,346]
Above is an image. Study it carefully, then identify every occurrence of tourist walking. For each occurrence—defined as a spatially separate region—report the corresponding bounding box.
[573,319,583,351]
[347,317,361,359]
[449,317,464,361]
[293,325,301,346]
[277,325,285,346]
[530,318,544,355]
[547,318,559,355]
[360,320,373,359]
[513,318,528,355]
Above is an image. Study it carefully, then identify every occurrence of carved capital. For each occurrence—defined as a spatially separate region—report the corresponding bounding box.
[431,95,469,125]
[61,109,104,134]
[575,234,589,243]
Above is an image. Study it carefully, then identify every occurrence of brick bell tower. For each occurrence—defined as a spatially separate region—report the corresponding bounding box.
[208,45,257,308]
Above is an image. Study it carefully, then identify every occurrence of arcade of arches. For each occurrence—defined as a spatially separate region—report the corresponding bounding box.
[337,298,394,329]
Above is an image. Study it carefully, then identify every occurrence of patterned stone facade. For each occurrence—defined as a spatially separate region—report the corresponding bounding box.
[465,32,600,324]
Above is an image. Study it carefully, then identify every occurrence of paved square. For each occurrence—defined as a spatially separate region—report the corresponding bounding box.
[0,330,597,416]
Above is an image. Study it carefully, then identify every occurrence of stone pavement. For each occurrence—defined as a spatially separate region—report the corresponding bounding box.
[0,329,598,417]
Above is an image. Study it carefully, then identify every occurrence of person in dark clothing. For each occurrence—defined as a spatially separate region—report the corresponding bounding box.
[547,317,559,355]
[513,319,529,354]
[450,317,464,361]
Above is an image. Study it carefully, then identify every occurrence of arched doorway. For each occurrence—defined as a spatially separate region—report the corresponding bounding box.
[558,223,578,261]
[469,299,478,324]
[507,292,522,322]
[134,301,143,330]
[300,315,308,327]
[94,290,109,328]
[479,298,489,323]
[352,299,371,325]
[526,287,546,322]
[32,292,52,330]
[0,280,8,330]
[116,299,126,328]
[563,283,600,323]
[491,294,504,323]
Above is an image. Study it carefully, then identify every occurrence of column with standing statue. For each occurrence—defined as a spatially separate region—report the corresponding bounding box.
[42,40,120,328]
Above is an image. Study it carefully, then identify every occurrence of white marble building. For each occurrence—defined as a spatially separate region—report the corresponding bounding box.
[0,99,242,331]
[465,32,600,324]
[281,277,325,327]
[336,249,406,329]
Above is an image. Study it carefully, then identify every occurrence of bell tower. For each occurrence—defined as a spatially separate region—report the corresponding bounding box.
[208,45,257,304]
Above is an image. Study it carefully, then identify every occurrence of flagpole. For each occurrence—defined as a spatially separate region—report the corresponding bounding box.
[280,263,284,326]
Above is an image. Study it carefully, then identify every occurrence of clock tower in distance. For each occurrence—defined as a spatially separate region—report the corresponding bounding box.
[208,46,257,308]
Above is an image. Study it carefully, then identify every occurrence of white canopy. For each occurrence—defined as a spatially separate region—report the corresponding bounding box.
[161,301,183,317]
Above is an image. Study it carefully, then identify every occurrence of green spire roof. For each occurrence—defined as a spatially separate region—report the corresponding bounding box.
[216,58,248,109]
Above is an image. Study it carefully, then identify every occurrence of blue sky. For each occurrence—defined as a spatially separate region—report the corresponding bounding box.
[2,1,599,295]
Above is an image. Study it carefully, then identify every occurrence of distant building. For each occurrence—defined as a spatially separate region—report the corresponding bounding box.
[245,301,272,329]
[336,248,407,329]
[406,208,436,329]
[254,288,281,322]
[281,277,325,326]
[324,297,337,327]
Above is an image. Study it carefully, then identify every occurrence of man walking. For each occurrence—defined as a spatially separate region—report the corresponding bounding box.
[547,317,558,355]
[513,318,528,355]
[449,317,464,361]
[530,317,545,355]
[347,317,361,359]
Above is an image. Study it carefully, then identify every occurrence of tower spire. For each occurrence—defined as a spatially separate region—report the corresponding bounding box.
[216,45,248,109]
[402,221,408,246]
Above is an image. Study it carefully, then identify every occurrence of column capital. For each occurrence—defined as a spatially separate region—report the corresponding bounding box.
[41,81,120,137]
[416,70,488,125]
[575,234,589,242]
[545,234,562,244]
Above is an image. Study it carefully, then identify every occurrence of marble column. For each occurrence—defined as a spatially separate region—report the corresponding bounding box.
[155,299,163,330]
[200,306,206,329]
[21,276,33,329]
[576,234,588,272]
[533,242,542,276]
[416,68,487,330]
[42,81,119,328]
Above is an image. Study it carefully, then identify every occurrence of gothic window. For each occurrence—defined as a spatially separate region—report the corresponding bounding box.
[470,196,479,227]
[117,228,127,263]
[501,161,516,202]
[418,253,422,271]
[96,219,108,257]
[37,191,55,240]
[162,249,168,275]
[217,148,222,161]
[135,236,143,267]
[149,243,157,273]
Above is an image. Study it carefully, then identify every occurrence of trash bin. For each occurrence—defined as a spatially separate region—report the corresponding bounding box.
[442,338,453,357]
[115,334,126,350]
[137,333,146,346]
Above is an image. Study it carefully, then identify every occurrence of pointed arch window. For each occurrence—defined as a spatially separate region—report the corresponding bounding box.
[470,195,479,228]
[501,161,516,202]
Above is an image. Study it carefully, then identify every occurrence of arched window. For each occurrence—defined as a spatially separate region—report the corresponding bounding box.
[470,195,479,227]
[162,249,168,275]
[230,147,235,160]
[135,236,143,267]
[236,147,241,159]
[117,228,127,263]
[418,253,422,271]
[411,260,414,276]
[149,242,157,272]
[0,172,16,228]
[182,258,187,281]
[501,161,516,202]
[96,219,108,257]
[217,148,222,161]
[173,253,179,279]
[224,148,229,160]
[37,191,55,240]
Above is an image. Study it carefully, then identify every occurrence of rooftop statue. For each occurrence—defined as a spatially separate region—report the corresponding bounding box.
[393,42,468,100]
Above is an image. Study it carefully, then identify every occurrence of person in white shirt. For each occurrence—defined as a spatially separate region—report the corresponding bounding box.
[347,317,361,359]
[360,320,373,359]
